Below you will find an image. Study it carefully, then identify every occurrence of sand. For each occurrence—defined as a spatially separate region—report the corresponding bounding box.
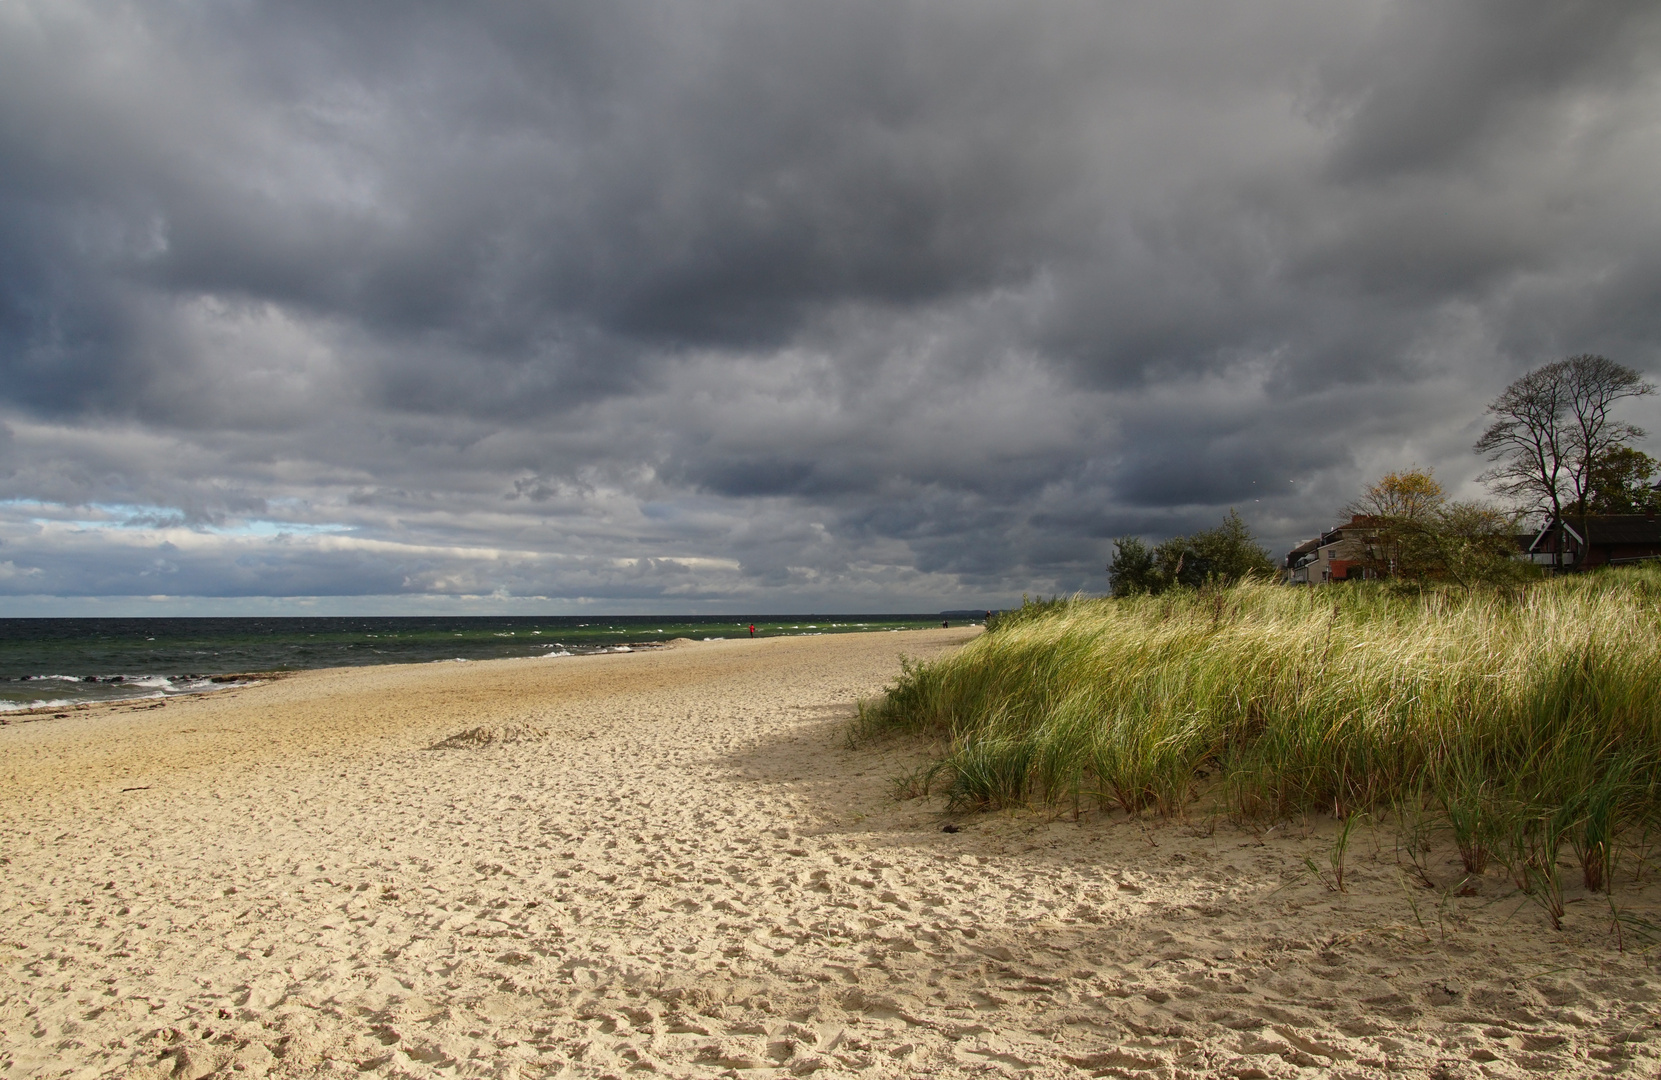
[2,629,1659,1079]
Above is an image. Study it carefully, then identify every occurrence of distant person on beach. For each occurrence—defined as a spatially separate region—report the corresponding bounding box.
[942,620,949,628]
[749,624,755,638]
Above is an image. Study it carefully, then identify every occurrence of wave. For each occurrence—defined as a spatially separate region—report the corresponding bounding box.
[124,675,174,689]
[0,672,257,713]
[0,697,79,713]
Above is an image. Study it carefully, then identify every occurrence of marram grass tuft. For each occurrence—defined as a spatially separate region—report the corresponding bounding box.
[862,569,1661,893]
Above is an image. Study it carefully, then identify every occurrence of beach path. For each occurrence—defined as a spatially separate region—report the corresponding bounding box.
[2,629,1657,1078]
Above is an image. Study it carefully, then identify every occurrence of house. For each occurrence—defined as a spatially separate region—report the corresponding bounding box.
[1288,511,1661,581]
[1524,512,1661,570]
[1283,515,1383,584]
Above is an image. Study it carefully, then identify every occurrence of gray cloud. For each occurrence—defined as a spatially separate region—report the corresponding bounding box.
[2,0,1660,611]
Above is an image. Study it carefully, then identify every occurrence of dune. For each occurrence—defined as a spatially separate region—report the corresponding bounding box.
[1,628,1656,1078]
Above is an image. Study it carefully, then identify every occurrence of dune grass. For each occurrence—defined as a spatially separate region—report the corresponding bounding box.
[857,568,1661,909]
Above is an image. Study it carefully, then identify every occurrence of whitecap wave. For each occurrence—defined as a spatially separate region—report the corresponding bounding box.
[0,670,259,715]
[125,675,173,689]
[0,697,77,713]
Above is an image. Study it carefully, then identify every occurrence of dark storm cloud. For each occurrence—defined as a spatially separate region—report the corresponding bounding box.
[1,0,1659,610]
[1319,0,1653,180]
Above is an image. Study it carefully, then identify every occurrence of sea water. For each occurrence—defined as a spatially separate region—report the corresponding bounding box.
[0,614,957,712]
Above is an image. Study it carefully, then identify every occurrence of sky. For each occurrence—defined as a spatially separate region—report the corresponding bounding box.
[3,0,1660,615]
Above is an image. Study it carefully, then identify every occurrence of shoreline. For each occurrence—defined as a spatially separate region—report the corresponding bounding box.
[0,671,296,723]
[0,622,966,720]
[3,627,1658,1078]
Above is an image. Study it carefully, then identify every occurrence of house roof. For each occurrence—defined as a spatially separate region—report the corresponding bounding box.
[1580,514,1661,544]
[1532,514,1661,550]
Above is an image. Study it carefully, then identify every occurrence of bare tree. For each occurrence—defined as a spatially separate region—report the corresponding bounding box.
[1562,355,1653,520]
[1474,355,1654,569]
[1474,365,1571,522]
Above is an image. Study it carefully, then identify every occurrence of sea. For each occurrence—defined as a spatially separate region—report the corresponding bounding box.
[0,614,969,713]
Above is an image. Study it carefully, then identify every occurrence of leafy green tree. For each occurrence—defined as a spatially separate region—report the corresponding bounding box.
[1109,511,1274,596]
[1577,446,1661,515]
[1183,509,1277,584]
[1107,536,1159,597]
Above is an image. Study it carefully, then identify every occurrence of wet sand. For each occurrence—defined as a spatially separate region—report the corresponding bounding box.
[2,629,1658,1078]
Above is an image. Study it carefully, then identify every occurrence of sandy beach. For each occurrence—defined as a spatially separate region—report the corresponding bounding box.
[3,629,1659,1079]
